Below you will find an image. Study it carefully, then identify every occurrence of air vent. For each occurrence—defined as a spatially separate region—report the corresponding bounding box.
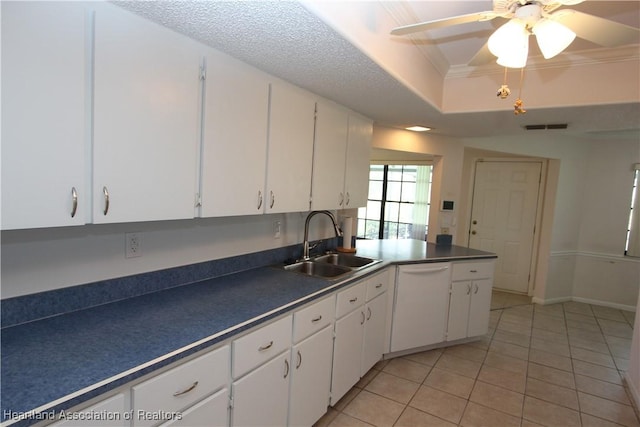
[525,124,568,130]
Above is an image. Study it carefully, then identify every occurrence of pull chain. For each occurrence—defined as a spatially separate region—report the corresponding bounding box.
[514,67,527,115]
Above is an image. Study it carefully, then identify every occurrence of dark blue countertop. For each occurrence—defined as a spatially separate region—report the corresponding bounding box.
[1,240,495,425]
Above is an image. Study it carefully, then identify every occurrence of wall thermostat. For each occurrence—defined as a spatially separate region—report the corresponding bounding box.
[441,200,455,211]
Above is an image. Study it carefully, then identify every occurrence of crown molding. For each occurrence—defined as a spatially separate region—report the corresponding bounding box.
[446,45,640,79]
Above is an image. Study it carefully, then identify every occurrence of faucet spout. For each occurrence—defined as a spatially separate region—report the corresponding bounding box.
[302,210,343,260]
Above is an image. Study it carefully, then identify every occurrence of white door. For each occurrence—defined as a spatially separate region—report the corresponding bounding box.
[467,278,493,337]
[344,114,373,209]
[361,292,387,376]
[469,161,542,293]
[330,307,364,405]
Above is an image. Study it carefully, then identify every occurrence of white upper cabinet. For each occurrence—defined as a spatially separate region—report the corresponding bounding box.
[200,50,270,217]
[344,113,373,209]
[265,81,316,214]
[1,1,88,230]
[92,3,201,224]
[311,100,349,210]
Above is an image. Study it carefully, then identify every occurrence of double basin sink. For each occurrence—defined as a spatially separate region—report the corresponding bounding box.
[282,253,382,280]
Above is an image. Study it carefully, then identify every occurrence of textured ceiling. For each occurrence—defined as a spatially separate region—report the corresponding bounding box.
[116,1,640,139]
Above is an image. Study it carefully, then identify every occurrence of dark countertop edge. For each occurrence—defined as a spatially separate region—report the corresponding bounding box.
[1,243,497,426]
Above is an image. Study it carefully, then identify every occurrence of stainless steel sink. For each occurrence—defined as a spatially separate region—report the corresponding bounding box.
[281,253,381,280]
[284,261,352,278]
[313,253,377,269]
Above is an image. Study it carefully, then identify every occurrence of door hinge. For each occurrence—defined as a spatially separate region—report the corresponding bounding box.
[199,65,207,81]
[228,395,234,410]
[195,193,202,208]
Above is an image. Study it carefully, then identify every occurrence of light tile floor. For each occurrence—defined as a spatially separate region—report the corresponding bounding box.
[315,293,639,427]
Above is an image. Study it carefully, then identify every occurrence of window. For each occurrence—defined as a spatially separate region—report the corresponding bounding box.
[625,165,640,257]
[357,164,432,240]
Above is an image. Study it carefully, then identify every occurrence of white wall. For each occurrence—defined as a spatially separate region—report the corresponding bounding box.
[626,291,640,408]
[1,212,341,299]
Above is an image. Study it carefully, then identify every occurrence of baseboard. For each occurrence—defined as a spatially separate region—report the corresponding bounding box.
[531,296,571,305]
[624,371,640,415]
[572,296,637,313]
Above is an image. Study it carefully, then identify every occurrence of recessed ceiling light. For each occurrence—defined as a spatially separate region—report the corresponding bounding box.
[405,126,431,132]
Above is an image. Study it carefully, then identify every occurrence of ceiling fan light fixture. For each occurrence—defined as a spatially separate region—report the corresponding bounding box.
[533,19,576,59]
[489,19,529,68]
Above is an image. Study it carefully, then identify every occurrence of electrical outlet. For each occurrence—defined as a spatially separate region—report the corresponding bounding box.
[273,220,282,239]
[125,233,142,258]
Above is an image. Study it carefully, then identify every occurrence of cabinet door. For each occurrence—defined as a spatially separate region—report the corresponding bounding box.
[265,81,315,213]
[331,307,365,405]
[447,281,472,341]
[49,394,126,427]
[92,3,200,223]
[361,292,387,376]
[289,326,333,427]
[161,388,229,427]
[310,100,348,210]
[1,1,87,229]
[391,264,451,352]
[231,352,290,427]
[200,50,270,217]
[343,114,373,208]
[467,278,493,337]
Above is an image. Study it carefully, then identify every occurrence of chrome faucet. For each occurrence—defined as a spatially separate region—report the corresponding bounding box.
[302,210,342,260]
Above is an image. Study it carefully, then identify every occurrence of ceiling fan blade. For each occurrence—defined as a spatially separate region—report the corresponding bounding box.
[468,41,496,66]
[390,11,498,36]
[551,9,640,47]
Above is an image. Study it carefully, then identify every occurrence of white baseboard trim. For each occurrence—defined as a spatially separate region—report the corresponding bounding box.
[531,296,571,305]
[572,296,637,312]
[531,296,636,312]
[624,371,640,413]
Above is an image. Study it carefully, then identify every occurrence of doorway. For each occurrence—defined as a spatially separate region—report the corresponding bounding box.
[468,160,543,294]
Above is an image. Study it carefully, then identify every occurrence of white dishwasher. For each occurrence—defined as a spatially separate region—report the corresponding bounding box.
[390,263,452,353]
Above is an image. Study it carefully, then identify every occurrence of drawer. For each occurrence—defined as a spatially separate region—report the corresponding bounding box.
[132,345,230,427]
[232,315,292,378]
[365,271,388,302]
[335,280,366,319]
[452,260,495,281]
[293,295,335,343]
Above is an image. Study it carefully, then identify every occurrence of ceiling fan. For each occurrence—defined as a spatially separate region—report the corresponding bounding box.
[390,0,640,68]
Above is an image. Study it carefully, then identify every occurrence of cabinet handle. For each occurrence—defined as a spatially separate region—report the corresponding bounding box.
[403,266,449,275]
[258,341,274,351]
[361,311,365,325]
[311,315,322,323]
[70,187,78,218]
[349,297,358,304]
[269,191,275,209]
[470,269,478,273]
[257,190,263,210]
[367,307,372,321]
[345,192,350,206]
[173,381,198,397]
[466,284,472,295]
[375,283,383,289]
[474,283,479,294]
[284,358,290,378]
[296,350,302,369]
[339,192,344,206]
[102,186,110,216]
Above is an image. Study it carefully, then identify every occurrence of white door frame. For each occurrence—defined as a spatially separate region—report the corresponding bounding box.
[466,158,547,296]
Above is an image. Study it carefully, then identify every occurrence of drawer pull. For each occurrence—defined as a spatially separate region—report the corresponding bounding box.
[349,297,358,304]
[311,315,323,323]
[470,269,478,273]
[173,381,198,397]
[375,283,383,289]
[258,341,274,351]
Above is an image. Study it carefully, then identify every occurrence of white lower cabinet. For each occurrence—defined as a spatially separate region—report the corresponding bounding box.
[160,389,229,427]
[330,271,389,406]
[132,345,230,427]
[50,393,127,427]
[390,263,452,353]
[231,351,291,427]
[447,261,495,341]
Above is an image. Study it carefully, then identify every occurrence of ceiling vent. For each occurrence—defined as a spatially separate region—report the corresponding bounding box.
[525,124,568,130]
